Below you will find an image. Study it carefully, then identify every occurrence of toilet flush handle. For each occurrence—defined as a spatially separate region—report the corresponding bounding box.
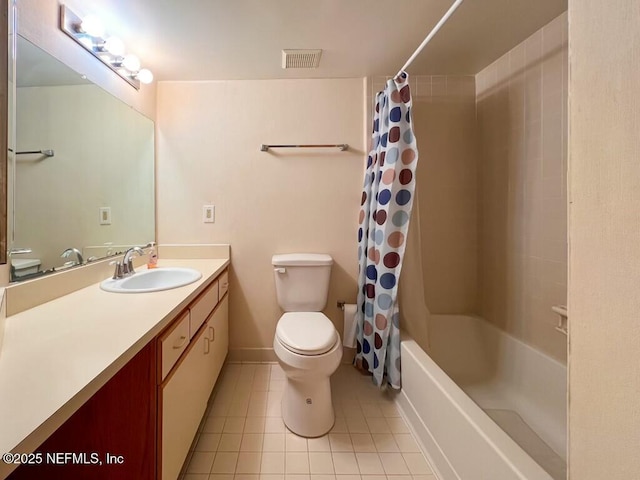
[275,267,286,274]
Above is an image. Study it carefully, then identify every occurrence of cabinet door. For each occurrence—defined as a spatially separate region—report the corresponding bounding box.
[159,311,190,381]
[205,295,229,393]
[161,325,210,480]
[8,342,157,480]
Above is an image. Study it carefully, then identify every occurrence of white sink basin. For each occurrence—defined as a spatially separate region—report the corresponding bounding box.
[100,267,202,293]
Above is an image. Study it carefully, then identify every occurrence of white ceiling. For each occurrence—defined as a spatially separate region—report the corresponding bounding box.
[60,0,567,81]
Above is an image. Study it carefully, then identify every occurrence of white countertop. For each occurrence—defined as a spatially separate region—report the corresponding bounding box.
[0,258,229,470]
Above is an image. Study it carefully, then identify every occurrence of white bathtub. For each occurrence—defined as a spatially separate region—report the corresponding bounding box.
[396,315,566,480]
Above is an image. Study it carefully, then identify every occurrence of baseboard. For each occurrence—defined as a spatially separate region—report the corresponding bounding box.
[341,346,356,364]
[228,348,278,363]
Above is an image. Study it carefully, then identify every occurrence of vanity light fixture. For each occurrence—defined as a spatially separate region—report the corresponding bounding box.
[59,4,153,90]
[104,36,125,56]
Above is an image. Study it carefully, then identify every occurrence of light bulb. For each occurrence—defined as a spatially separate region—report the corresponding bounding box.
[137,68,154,84]
[122,54,141,72]
[81,15,105,38]
[79,36,95,50]
[104,36,125,56]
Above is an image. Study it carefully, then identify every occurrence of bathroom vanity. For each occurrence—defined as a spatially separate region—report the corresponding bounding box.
[160,269,229,480]
[0,257,230,480]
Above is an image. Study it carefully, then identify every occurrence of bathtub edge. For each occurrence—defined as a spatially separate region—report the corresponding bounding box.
[398,336,554,480]
[396,386,459,480]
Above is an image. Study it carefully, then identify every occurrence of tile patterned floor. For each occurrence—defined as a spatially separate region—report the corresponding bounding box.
[180,363,437,480]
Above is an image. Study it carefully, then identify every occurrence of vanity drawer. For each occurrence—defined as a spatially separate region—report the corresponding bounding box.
[189,279,219,338]
[219,270,229,298]
[160,311,190,381]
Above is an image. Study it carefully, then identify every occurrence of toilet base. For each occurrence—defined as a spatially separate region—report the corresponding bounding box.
[281,376,335,437]
[273,331,342,438]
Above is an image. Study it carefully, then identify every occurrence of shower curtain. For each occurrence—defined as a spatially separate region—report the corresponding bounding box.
[355,72,419,388]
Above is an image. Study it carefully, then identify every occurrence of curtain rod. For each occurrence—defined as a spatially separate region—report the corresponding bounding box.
[396,0,465,77]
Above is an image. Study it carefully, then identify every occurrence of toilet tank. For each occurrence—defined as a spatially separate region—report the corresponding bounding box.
[272,253,333,311]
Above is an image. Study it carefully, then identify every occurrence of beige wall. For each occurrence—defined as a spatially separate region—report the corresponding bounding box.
[568,2,640,478]
[156,79,364,357]
[476,13,568,362]
[15,85,154,271]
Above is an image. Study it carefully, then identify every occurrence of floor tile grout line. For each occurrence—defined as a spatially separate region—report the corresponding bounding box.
[183,363,435,479]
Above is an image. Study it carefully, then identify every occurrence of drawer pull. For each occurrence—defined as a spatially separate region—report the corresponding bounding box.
[222,282,229,288]
[204,337,211,354]
[209,325,215,341]
[173,335,187,349]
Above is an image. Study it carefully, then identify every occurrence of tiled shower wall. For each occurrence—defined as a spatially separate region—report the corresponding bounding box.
[368,75,478,319]
[476,12,568,362]
[366,11,567,363]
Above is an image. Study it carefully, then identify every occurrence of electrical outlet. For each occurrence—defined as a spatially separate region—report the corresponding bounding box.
[99,207,111,225]
[203,205,215,223]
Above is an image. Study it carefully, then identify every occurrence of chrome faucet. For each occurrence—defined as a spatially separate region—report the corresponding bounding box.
[61,247,83,265]
[121,246,145,276]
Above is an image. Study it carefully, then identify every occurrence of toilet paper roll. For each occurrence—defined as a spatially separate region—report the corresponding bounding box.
[343,303,358,348]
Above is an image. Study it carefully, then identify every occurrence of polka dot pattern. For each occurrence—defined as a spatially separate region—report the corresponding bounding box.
[382,169,395,185]
[380,272,396,289]
[364,321,374,336]
[354,72,418,390]
[396,189,412,206]
[386,147,399,164]
[378,189,392,205]
[387,231,405,248]
[366,265,377,280]
[399,169,413,185]
[383,252,400,268]
[392,210,410,227]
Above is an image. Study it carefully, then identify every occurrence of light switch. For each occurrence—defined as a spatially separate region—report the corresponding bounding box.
[99,207,111,225]
[203,205,215,223]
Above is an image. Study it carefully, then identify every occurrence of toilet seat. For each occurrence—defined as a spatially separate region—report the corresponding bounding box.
[276,312,338,356]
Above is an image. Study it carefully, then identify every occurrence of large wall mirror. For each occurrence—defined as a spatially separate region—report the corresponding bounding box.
[10,35,155,282]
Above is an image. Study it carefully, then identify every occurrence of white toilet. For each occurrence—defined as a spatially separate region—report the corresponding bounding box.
[272,253,343,437]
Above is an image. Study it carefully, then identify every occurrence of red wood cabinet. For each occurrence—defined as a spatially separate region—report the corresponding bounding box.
[7,341,157,480]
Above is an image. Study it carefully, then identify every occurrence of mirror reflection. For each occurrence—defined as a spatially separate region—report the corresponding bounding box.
[11,36,155,282]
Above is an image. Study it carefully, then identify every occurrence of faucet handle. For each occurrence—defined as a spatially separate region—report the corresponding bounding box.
[122,246,144,276]
[110,261,123,280]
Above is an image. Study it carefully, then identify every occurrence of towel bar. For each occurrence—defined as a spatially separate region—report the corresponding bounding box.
[260,144,348,152]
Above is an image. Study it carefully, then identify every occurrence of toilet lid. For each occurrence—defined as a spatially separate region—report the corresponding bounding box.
[276,312,338,355]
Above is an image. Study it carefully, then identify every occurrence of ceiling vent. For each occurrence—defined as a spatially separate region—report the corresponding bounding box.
[282,49,322,69]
